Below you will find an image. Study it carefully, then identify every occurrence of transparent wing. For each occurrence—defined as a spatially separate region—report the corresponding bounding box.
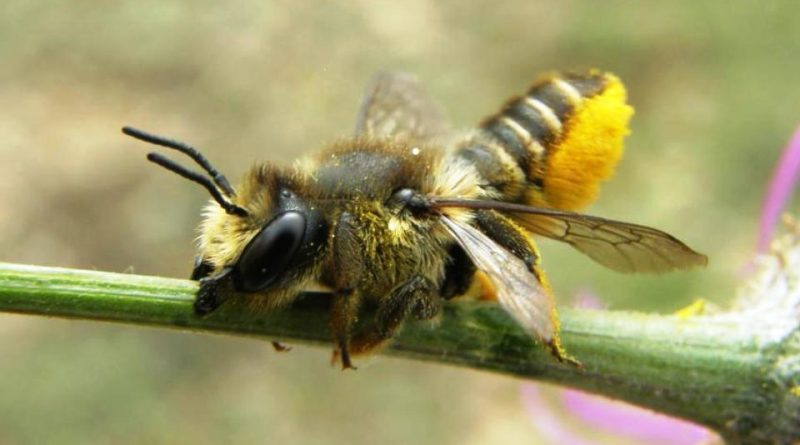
[440,216,555,342]
[431,199,707,274]
[509,208,708,274]
[355,71,451,141]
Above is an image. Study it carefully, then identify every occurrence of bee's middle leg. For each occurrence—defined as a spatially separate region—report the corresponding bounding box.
[348,275,440,356]
[330,288,363,369]
[440,244,476,300]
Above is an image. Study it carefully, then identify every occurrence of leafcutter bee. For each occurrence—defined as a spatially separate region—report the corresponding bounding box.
[123,70,707,369]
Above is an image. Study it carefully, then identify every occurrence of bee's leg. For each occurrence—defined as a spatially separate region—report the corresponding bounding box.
[271,341,291,352]
[327,212,364,370]
[440,244,477,300]
[474,210,539,270]
[329,288,363,369]
[474,210,580,367]
[194,267,235,316]
[191,256,214,281]
[349,275,439,356]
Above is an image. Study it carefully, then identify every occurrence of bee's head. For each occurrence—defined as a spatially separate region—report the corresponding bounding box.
[122,127,327,313]
[224,166,327,294]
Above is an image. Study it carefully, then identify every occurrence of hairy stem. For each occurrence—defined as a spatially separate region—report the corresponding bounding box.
[0,262,796,444]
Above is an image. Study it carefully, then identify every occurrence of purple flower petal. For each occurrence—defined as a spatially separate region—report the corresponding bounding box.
[573,288,603,309]
[520,384,595,445]
[757,125,800,252]
[522,286,717,444]
[561,389,713,445]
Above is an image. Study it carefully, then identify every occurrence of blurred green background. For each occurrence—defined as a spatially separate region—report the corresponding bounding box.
[1,1,797,444]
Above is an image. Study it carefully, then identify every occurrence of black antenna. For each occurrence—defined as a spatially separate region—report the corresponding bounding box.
[123,126,248,217]
[146,153,248,217]
[121,126,236,196]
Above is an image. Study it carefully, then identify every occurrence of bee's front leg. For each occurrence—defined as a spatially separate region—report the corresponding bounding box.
[327,212,364,370]
[190,256,214,281]
[194,267,235,316]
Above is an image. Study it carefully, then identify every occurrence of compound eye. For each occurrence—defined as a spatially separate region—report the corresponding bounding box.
[235,211,306,292]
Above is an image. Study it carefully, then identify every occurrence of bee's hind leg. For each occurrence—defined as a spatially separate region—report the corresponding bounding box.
[474,210,540,270]
[349,275,440,356]
[473,210,580,367]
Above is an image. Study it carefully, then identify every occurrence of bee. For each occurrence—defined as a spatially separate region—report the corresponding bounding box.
[123,70,707,369]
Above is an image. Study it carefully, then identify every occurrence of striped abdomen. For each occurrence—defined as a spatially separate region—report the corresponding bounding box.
[455,71,633,211]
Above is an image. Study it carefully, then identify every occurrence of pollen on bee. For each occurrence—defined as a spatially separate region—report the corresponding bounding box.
[387,216,410,243]
[474,271,497,301]
[411,147,421,156]
[539,73,633,210]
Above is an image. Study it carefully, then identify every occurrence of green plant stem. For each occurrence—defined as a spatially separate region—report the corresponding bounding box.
[0,262,796,444]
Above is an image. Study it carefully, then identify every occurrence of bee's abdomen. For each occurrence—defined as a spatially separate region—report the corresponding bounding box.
[458,71,633,210]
